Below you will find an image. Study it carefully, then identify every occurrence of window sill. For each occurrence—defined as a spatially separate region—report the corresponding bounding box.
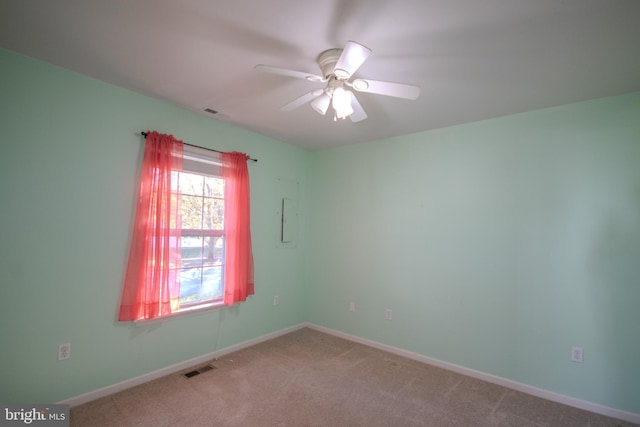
[133,301,225,327]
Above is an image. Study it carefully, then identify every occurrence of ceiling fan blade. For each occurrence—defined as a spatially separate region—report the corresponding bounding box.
[281,90,323,111]
[349,92,367,122]
[333,41,372,79]
[352,78,421,100]
[255,65,324,82]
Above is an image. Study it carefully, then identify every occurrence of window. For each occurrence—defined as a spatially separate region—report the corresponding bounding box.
[119,131,254,322]
[172,161,225,308]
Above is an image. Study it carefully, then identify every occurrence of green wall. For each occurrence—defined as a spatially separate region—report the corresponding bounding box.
[0,49,309,403]
[1,48,639,415]
[306,91,640,414]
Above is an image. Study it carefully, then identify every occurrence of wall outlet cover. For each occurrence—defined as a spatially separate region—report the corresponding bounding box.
[571,346,584,363]
[58,343,71,361]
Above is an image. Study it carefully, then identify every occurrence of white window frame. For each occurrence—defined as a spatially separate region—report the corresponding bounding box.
[170,145,226,316]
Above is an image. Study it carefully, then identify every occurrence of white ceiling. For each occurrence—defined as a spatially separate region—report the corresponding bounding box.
[1,1,639,150]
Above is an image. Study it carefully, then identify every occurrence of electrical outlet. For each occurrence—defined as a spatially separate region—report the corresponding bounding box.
[385,309,393,320]
[571,346,584,363]
[273,295,279,305]
[349,302,355,312]
[58,343,71,361]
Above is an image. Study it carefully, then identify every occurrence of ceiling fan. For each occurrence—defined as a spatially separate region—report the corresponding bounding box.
[255,41,421,122]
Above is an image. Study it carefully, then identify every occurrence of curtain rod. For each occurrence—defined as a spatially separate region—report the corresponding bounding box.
[139,132,257,162]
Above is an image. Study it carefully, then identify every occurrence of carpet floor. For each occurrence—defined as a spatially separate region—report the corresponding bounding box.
[70,328,636,426]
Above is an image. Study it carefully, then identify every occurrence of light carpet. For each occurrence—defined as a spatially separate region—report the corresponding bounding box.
[71,328,636,426]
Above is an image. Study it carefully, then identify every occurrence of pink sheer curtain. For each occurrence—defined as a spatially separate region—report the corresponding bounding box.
[119,131,183,321]
[222,152,255,305]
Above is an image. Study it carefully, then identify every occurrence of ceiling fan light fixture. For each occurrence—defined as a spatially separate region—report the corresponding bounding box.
[311,92,331,115]
[332,87,354,119]
[257,40,419,124]
[335,104,354,120]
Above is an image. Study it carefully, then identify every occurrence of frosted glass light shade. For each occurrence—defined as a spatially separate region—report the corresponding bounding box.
[311,92,331,115]
[332,87,353,119]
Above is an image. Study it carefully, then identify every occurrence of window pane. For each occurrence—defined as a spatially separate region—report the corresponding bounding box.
[170,193,179,229]
[181,236,203,267]
[180,194,203,229]
[171,171,179,192]
[203,236,224,266]
[178,266,223,304]
[201,266,223,300]
[204,176,224,198]
[202,198,224,230]
[179,267,202,304]
[178,172,204,196]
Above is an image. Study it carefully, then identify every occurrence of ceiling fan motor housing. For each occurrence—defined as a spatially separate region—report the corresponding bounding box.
[317,48,343,80]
